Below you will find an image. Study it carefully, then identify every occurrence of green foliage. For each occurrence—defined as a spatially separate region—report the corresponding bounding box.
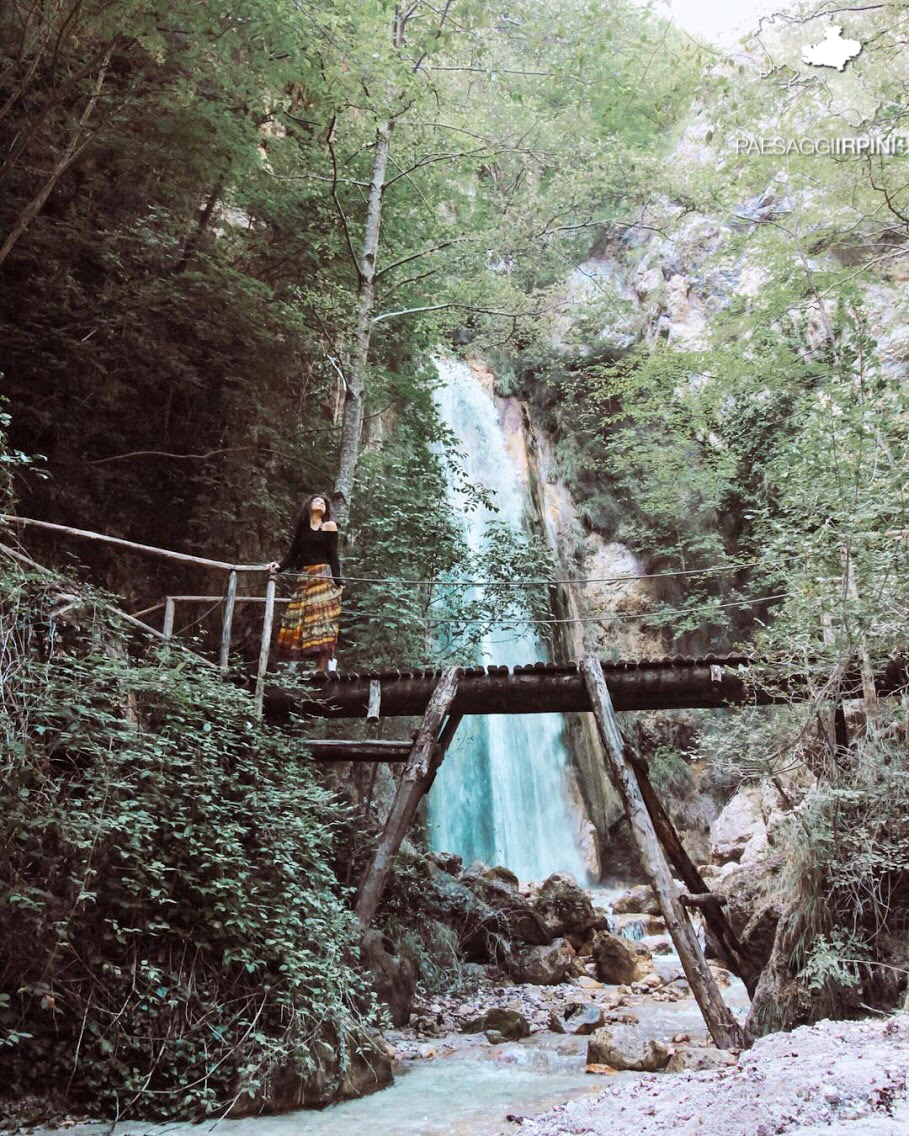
[771,722,909,1023]
[648,744,695,801]
[0,0,702,644]
[0,393,41,508]
[0,561,372,1119]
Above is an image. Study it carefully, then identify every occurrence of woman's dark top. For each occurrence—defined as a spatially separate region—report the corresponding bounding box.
[278,519,343,585]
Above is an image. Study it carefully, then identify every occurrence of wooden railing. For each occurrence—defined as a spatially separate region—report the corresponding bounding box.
[1,515,280,715]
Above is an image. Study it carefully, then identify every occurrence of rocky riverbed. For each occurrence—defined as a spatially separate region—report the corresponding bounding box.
[19,871,907,1136]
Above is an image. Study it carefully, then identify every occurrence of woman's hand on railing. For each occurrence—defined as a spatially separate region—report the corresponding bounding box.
[266,561,280,573]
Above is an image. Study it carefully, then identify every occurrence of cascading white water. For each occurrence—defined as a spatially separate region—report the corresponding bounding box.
[428,358,588,882]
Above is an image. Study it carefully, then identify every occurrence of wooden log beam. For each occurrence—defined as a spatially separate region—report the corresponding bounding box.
[628,752,761,996]
[355,668,460,928]
[580,657,749,1050]
[263,657,902,721]
[307,739,411,762]
[2,514,266,572]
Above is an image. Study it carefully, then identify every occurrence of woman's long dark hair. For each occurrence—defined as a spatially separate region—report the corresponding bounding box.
[296,492,334,527]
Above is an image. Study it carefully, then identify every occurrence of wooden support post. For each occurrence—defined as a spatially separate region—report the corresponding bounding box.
[628,751,761,997]
[355,668,460,927]
[219,569,238,675]
[581,657,749,1050]
[362,718,384,816]
[163,597,176,638]
[254,575,276,719]
[367,680,381,723]
[307,739,412,762]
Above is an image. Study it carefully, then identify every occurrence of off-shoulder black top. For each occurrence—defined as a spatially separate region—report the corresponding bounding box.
[277,520,342,585]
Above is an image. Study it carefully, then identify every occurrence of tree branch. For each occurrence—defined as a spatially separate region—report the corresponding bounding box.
[383,144,515,187]
[410,0,456,73]
[325,115,361,277]
[375,234,471,279]
[372,300,554,324]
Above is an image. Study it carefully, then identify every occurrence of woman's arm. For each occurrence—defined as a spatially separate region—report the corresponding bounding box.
[276,519,301,573]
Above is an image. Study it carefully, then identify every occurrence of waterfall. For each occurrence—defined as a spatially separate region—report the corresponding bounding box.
[428,358,588,882]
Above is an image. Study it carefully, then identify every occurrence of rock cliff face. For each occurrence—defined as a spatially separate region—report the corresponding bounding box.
[477,80,909,874]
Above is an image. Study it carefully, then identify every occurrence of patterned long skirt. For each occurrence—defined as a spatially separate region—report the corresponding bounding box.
[276,563,342,661]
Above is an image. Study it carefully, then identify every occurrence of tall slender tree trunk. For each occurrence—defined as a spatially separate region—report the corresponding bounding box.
[331,120,392,526]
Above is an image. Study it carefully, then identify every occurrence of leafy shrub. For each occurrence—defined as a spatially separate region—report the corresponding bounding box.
[0,562,372,1119]
[648,743,695,800]
[769,725,909,1026]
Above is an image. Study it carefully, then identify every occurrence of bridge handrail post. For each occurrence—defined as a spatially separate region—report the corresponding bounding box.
[162,597,176,638]
[254,574,276,718]
[219,570,238,674]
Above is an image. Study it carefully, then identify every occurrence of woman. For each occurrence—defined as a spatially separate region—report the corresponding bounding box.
[268,494,343,672]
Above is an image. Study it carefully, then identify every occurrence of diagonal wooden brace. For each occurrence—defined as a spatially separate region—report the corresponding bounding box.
[627,751,761,996]
[355,667,460,928]
[581,657,749,1050]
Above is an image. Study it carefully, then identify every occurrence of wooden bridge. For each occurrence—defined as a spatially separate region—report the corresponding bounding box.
[263,653,908,727]
[5,513,905,1054]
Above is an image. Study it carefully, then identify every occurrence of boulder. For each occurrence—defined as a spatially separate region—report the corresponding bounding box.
[610,884,660,915]
[510,938,577,985]
[549,1001,605,1035]
[712,853,783,970]
[231,1029,393,1114]
[428,850,463,876]
[643,934,673,956]
[591,930,653,985]
[461,1007,530,1040]
[425,865,514,962]
[666,1045,738,1072]
[462,862,520,889]
[359,929,416,1027]
[534,872,600,939]
[460,865,552,947]
[573,975,605,991]
[586,1025,671,1072]
[709,786,767,864]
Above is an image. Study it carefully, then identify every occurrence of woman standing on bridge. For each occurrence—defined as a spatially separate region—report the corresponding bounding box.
[267,493,343,673]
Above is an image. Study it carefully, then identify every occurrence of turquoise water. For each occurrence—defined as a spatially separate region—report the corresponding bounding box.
[428,359,588,882]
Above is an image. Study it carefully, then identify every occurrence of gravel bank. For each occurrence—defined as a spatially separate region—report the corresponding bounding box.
[518,1014,909,1136]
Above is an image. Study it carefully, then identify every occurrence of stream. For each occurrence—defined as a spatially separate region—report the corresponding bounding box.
[46,961,749,1136]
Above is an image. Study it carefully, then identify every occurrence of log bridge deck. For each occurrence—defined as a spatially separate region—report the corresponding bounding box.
[264,652,907,724]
